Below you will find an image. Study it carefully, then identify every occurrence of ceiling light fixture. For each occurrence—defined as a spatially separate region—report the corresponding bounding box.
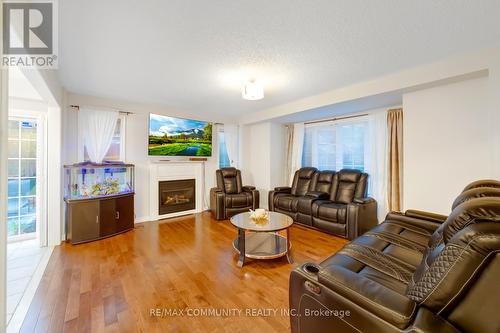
[242,80,264,100]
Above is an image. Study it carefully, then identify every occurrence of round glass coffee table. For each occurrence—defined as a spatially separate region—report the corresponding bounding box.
[230,211,293,267]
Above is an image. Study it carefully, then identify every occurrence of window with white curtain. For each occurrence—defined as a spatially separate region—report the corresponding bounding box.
[80,115,126,162]
[218,128,230,168]
[302,118,368,171]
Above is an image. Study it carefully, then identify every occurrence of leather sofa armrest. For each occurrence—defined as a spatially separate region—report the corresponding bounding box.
[346,197,378,239]
[318,265,417,329]
[353,197,376,204]
[404,209,447,223]
[243,186,259,210]
[269,187,291,211]
[242,185,256,191]
[305,191,329,199]
[210,187,226,220]
[274,186,292,193]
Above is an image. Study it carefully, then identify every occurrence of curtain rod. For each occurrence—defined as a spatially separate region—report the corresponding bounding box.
[304,113,368,125]
[70,105,134,115]
[69,105,224,124]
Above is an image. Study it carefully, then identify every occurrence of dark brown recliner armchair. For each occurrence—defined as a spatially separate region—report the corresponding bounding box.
[210,168,259,220]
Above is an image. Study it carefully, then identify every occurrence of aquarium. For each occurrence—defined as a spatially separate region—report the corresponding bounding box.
[64,162,134,200]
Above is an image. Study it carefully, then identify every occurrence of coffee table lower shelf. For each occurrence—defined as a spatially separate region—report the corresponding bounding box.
[232,232,291,260]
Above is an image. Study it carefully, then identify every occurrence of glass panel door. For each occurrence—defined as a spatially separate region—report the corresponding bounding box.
[7,118,38,240]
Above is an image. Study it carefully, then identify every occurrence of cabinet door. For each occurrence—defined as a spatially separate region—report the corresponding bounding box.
[69,200,99,244]
[115,195,134,233]
[99,198,116,237]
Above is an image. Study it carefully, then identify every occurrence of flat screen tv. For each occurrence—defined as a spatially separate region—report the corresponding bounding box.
[148,113,213,156]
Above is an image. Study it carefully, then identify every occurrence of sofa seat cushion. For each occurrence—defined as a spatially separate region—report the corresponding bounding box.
[296,195,325,215]
[365,221,433,255]
[225,192,252,208]
[275,195,299,212]
[320,230,423,295]
[312,201,347,224]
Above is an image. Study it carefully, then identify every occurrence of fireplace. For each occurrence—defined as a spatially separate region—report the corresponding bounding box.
[158,179,196,215]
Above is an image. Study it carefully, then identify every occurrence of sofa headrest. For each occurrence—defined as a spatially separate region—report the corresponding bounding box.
[442,197,500,243]
[220,167,238,178]
[338,169,363,183]
[462,179,500,192]
[318,171,335,182]
[452,187,500,210]
[297,167,317,179]
[216,168,242,194]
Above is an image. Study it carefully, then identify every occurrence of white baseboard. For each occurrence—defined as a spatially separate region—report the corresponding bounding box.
[135,216,152,223]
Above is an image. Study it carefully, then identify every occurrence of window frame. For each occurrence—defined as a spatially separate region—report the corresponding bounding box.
[7,116,41,241]
[302,115,368,171]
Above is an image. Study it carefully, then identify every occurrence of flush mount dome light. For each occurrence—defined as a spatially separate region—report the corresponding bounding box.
[242,80,264,100]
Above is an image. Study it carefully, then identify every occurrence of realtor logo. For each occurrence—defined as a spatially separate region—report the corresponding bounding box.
[2,0,58,68]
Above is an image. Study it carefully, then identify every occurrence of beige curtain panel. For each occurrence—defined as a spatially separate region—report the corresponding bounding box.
[284,124,294,184]
[387,108,403,212]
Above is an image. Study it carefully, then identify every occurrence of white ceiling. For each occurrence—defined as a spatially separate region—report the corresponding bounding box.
[58,0,500,121]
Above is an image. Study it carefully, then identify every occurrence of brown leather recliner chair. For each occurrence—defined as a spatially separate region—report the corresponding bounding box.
[289,181,500,333]
[210,168,259,220]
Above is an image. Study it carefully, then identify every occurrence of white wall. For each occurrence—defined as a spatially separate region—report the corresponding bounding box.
[15,69,64,246]
[240,122,285,209]
[64,93,228,222]
[0,56,8,332]
[403,77,496,214]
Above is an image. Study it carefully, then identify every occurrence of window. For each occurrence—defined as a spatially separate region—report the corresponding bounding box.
[218,129,231,168]
[81,116,126,162]
[302,118,367,171]
[7,118,38,238]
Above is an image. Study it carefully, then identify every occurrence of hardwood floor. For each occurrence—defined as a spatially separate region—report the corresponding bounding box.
[20,212,348,333]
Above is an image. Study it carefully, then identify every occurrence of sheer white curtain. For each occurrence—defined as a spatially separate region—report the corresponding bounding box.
[224,124,239,168]
[365,110,388,222]
[79,106,119,163]
[290,122,305,184]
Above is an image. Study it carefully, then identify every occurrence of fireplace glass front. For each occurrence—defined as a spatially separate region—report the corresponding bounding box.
[159,179,195,215]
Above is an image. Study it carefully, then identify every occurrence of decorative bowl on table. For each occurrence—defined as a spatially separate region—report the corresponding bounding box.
[249,208,270,225]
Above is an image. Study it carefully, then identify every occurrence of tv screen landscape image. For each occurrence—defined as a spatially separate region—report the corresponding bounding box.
[148,114,212,156]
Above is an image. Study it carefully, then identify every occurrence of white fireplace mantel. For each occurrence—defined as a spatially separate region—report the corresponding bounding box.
[149,161,205,220]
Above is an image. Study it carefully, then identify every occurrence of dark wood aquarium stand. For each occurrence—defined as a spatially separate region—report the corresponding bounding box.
[65,193,135,244]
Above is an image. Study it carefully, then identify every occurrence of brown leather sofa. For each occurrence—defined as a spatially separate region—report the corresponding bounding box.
[289,180,500,333]
[210,167,259,220]
[269,167,377,240]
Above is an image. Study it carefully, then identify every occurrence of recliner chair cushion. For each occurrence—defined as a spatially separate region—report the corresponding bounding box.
[290,167,317,196]
[311,170,335,193]
[275,195,299,212]
[225,192,252,208]
[331,169,368,204]
[218,168,242,194]
[367,220,432,254]
[320,231,423,295]
[312,201,347,224]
